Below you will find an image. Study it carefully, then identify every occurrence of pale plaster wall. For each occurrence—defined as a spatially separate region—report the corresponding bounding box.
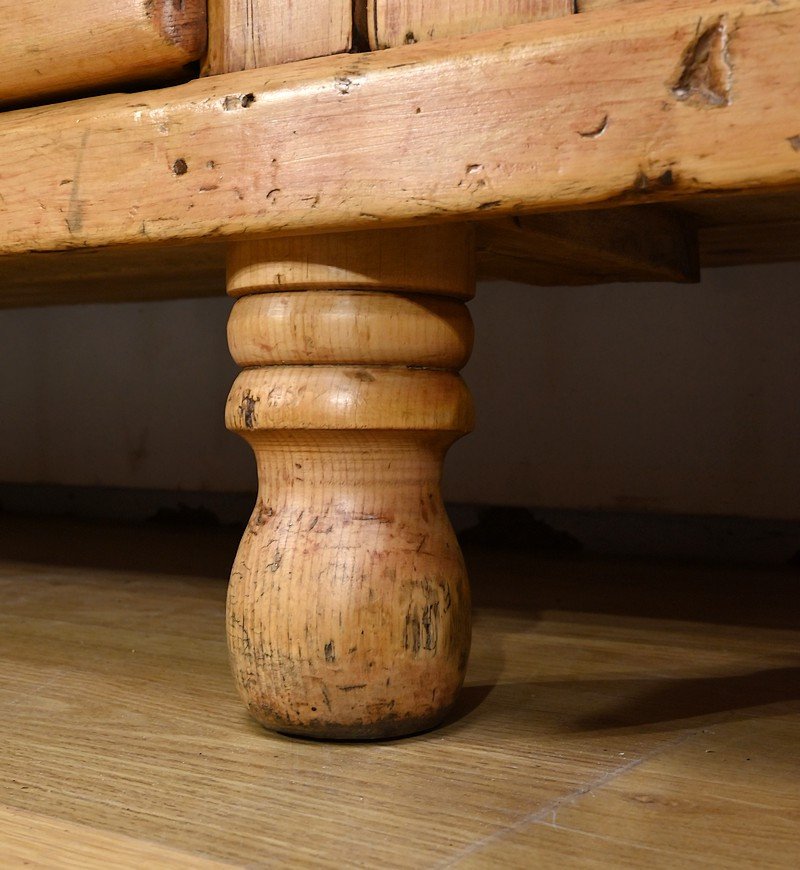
[1,261,798,518]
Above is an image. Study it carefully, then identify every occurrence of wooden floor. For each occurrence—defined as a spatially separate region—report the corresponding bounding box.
[0,516,798,868]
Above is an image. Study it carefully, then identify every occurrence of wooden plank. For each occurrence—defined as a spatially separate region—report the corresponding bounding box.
[0,805,232,869]
[12,201,800,308]
[0,1,206,108]
[577,0,637,10]
[1,522,799,864]
[0,0,798,256]
[0,243,226,309]
[683,189,800,228]
[682,190,800,267]
[361,0,574,49]
[0,193,795,310]
[466,720,800,867]
[579,0,650,11]
[478,207,700,285]
[700,220,800,267]
[203,0,352,74]
[0,211,694,309]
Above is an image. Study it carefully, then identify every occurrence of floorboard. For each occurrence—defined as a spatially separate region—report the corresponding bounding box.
[0,517,797,867]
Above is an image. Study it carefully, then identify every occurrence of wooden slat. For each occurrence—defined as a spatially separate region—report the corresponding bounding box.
[478,207,699,286]
[683,189,800,227]
[699,220,800,267]
[16,198,800,307]
[578,0,643,11]
[0,1,206,108]
[203,0,352,74]
[0,243,226,309]
[360,0,574,49]
[0,0,798,257]
[683,190,800,267]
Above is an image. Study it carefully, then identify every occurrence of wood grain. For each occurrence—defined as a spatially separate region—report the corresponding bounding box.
[699,220,800,267]
[0,0,206,107]
[361,0,574,49]
[0,805,231,869]
[2,198,797,308]
[225,228,475,738]
[0,243,226,308]
[479,207,700,285]
[227,226,475,299]
[212,3,475,738]
[0,0,797,255]
[228,291,474,367]
[1,518,798,866]
[203,0,352,74]
[686,190,800,267]
[578,0,643,10]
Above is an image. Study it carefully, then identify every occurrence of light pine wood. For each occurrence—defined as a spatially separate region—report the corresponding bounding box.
[2,197,799,308]
[228,291,474,367]
[1,518,798,865]
[213,8,476,739]
[479,207,700,285]
[0,0,206,107]
[203,0,352,74]
[0,0,798,255]
[227,226,475,299]
[578,0,643,10]
[360,0,574,48]
[225,228,475,738]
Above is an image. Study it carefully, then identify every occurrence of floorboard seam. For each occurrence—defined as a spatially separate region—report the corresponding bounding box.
[437,729,697,866]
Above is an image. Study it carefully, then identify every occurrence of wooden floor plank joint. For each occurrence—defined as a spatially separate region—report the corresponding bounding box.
[0,517,797,866]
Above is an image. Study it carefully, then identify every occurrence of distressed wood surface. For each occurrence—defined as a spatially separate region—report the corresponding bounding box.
[203,0,352,74]
[2,197,798,307]
[0,0,206,108]
[0,0,797,256]
[225,228,475,738]
[479,207,700,285]
[360,0,573,48]
[212,2,472,739]
[1,517,799,865]
[3,193,800,308]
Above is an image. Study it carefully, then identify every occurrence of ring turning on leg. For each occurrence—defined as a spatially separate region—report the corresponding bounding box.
[225,226,475,739]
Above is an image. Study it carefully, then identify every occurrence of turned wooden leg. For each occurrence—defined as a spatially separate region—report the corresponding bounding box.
[224,225,475,739]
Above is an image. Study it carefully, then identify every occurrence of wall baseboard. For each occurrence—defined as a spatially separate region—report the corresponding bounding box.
[2,483,799,566]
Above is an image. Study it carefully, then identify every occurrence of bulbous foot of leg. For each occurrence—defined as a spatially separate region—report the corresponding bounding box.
[226,427,472,740]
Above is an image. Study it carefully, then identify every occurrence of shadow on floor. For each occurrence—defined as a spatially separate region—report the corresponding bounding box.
[466,544,800,631]
[572,666,800,732]
[438,667,800,738]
